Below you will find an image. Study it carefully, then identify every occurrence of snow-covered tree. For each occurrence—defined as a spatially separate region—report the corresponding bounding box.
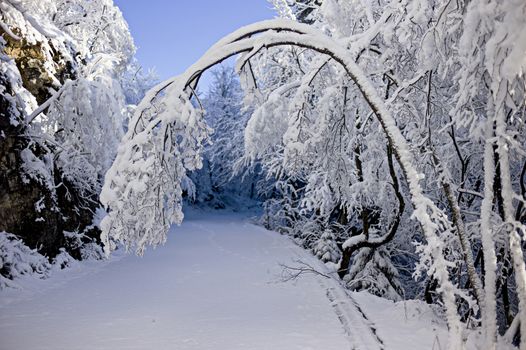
[345,246,404,301]
[314,229,341,264]
[0,0,149,284]
[188,65,262,207]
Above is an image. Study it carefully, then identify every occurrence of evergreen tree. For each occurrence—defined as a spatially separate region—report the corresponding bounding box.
[344,247,404,301]
[313,229,341,263]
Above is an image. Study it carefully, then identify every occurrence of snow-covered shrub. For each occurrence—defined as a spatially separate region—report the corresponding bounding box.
[63,230,105,261]
[79,243,105,261]
[52,248,78,270]
[0,229,103,289]
[0,232,51,289]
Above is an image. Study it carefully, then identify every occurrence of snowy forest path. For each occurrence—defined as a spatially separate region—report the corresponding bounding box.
[0,211,370,350]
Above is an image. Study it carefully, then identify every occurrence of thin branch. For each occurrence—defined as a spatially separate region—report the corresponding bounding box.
[278,259,333,282]
[24,80,72,125]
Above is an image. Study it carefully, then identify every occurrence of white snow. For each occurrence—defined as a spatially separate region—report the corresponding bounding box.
[352,291,449,350]
[0,211,449,350]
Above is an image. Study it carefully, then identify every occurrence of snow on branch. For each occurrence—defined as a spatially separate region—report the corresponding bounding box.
[100,20,471,347]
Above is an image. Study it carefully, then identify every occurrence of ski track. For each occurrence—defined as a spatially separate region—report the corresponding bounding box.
[282,237,384,350]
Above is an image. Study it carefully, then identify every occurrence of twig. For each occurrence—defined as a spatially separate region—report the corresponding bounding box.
[278,259,333,282]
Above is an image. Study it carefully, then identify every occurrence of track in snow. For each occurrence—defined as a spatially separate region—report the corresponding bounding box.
[0,211,383,350]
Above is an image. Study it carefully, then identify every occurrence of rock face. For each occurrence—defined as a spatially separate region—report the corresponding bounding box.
[0,29,98,259]
[0,129,63,257]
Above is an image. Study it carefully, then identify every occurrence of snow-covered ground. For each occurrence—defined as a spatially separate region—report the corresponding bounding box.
[0,211,448,350]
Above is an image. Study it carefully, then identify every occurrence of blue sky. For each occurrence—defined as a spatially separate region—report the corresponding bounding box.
[114,0,276,87]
